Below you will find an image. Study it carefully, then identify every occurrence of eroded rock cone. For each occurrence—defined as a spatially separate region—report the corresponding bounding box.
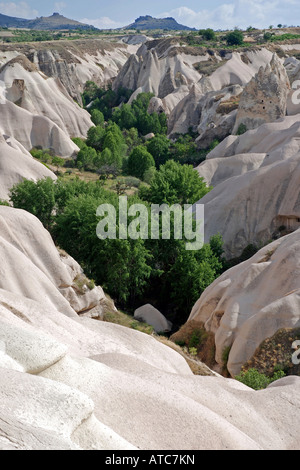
[233,53,290,134]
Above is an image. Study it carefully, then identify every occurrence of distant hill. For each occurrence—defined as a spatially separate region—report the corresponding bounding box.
[0,12,95,30]
[0,13,28,28]
[124,15,196,31]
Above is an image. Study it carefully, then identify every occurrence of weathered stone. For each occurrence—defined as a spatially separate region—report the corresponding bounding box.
[233,54,290,134]
[188,228,300,377]
[134,304,172,333]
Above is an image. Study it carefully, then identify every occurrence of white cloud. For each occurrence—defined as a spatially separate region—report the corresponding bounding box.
[0,1,38,18]
[160,0,300,30]
[54,2,66,13]
[80,16,124,29]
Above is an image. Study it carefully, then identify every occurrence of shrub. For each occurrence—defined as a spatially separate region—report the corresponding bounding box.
[0,199,10,206]
[226,30,244,46]
[235,368,285,390]
[237,123,247,135]
[127,146,155,179]
[263,32,274,41]
[199,28,216,41]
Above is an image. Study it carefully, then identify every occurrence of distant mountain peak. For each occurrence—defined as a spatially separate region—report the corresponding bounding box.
[124,15,196,31]
[0,11,96,30]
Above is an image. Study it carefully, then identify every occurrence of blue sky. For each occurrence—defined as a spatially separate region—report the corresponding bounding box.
[0,0,299,30]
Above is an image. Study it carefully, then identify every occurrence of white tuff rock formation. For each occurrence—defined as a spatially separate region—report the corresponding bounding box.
[233,54,290,134]
[0,207,299,450]
[0,56,91,155]
[0,134,56,200]
[134,304,172,333]
[195,114,300,258]
[188,228,300,377]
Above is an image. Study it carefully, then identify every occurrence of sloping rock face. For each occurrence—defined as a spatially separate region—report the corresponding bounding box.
[0,56,92,155]
[0,206,299,450]
[0,206,106,317]
[188,229,300,378]
[113,40,276,145]
[195,114,300,259]
[112,39,209,114]
[233,54,290,134]
[0,134,56,200]
[0,40,133,104]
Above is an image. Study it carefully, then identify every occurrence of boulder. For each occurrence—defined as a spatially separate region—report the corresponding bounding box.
[134,304,172,333]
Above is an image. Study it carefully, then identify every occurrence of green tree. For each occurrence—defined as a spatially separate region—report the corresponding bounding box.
[54,193,152,305]
[199,28,216,41]
[76,145,97,171]
[72,137,87,150]
[90,109,105,126]
[127,145,155,179]
[86,125,105,150]
[102,131,123,169]
[113,103,137,130]
[140,160,211,205]
[82,80,99,106]
[146,135,171,168]
[226,30,244,46]
[9,177,55,230]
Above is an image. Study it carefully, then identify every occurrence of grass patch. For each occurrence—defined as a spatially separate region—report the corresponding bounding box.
[240,328,300,378]
[103,308,154,335]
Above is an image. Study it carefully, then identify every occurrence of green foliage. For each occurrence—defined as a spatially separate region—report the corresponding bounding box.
[9,75,230,324]
[169,134,206,166]
[76,145,98,171]
[86,125,105,150]
[30,148,53,164]
[139,160,211,205]
[269,33,300,42]
[112,92,168,136]
[0,199,10,206]
[189,347,198,356]
[83,84,133,120]
[146,135,171,168]
[9,177,55,230]
[54,193,152,305]
[236,123,247,135]
[189,329,207,348]
[72,137,86,150]
[222,346,231,367]
[235,368,286,390]
[127,145,155,179]
[4,29,62,43]
[226,30,244,46]
[8,173,225,320]
[143,166,157,185]
[198,28,216,41]
[112,103,137,130]
[90,109,105,126]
